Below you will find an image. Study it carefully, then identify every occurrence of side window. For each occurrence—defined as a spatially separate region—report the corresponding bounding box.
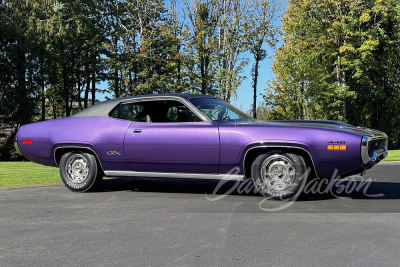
[110,100,203,123]
[197,104,224,121]
[166,104,202,122]
[110,103,144,121]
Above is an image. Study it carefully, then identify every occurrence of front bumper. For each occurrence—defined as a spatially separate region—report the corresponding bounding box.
[346,126,388,167]
[361,134,388,168]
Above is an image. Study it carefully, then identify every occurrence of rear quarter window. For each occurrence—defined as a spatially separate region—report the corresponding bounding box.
[110,103,144,121]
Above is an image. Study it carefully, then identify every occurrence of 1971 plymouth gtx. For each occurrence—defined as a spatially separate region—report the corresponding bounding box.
[15,94,388,199]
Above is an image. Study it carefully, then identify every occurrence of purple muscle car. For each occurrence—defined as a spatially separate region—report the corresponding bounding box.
[15,94,388,199]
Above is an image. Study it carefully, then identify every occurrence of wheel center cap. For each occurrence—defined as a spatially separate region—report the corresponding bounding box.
[271,165,287,179]
[73,162,83,173]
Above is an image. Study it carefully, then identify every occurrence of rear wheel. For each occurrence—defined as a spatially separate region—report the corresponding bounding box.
[59,151,103,192]
[251,150,309,200]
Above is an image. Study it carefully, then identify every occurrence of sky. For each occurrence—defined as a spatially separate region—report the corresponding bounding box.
[230,50,276,112]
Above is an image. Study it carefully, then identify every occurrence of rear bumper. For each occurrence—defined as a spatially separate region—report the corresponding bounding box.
[14,138,21,155]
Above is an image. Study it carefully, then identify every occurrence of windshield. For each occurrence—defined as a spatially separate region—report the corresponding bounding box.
[189,98,253,121]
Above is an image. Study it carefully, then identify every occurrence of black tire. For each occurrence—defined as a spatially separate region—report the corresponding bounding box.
[59,151,103,192]
[251,149,309,200]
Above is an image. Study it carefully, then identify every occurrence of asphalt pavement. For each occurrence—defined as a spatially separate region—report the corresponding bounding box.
[1,162,400,266]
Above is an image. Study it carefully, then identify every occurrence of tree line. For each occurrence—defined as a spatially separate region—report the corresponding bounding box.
[0,0,280,160]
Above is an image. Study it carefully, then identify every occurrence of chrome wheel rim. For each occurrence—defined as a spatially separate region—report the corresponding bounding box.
[260,155,296,191]
[66,154,89,184]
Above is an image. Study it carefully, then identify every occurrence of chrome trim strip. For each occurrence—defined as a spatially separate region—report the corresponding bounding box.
[104,170,244,181]
[53,146,105,172]
[243,145,319,179]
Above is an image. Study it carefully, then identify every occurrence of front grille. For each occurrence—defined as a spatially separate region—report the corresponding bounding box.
[369,139,384,150]
[358,127,388,165]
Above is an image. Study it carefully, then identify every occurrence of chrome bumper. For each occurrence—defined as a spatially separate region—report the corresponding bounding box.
[361,135,388,167]
[14,138,21,155]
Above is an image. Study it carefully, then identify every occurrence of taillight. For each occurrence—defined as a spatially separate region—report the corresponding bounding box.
[23,140,32,144]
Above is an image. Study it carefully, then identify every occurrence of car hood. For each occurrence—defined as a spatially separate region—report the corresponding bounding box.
[235,120,386,138]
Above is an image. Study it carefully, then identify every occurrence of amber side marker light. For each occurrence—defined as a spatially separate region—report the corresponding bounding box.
[327,145,346,150]
[23,140,32,144]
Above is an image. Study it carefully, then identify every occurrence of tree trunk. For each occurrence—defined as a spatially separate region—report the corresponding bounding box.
[52,103,57,119]
[41,91,46,121]
[300,81,305,119]
[128,69,132,95]
[115,67,119,98]
[91,70,96,106]
[40,55,46,121]
[17,46,28,125]
[200,55,206,95]
[69,93,73,115]
[133,40,137,92]
[62,63,70,117]
[114,36,119,98]
[83,57,90,108]
[177,45,181,83]
[252,58,260,119]
[77,69,82,110]
[84,68,90,109]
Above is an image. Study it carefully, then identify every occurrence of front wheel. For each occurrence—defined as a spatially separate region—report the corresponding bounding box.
[251,150,309,200]
[59,152,103,192]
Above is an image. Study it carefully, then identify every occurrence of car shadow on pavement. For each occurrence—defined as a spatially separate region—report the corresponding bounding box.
[99,178,400,201]
[100,178,259,197]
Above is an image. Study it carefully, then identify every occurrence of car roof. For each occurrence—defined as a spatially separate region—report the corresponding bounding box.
[72,93,218,117]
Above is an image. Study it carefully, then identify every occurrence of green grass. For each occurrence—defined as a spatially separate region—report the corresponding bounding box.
[0,151,399,188]
[383,150,400,162]
[0,162,61,187]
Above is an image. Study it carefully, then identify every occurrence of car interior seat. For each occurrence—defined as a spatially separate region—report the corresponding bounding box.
[177,112,192,122]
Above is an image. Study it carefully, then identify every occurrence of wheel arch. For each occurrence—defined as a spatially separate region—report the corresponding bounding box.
[53,145,105,173]
[243,146,318,180]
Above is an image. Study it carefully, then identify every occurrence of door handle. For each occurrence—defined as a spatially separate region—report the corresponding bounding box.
[133,129,142,133]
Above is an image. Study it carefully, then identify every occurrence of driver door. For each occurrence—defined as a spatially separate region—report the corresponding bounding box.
[122,100,220,174]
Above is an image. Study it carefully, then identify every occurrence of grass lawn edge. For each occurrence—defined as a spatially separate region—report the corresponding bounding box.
[0,182,63,190]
